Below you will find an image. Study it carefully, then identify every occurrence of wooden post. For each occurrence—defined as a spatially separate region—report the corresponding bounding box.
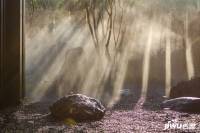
[0,0,24,109]
[0,0,4,107]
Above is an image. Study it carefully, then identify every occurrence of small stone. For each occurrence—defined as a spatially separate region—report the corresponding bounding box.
[28,121,34,124]
[50,94,106,122]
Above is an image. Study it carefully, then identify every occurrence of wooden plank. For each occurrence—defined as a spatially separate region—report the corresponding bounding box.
[0,0,4,108]
[0,0,24,109]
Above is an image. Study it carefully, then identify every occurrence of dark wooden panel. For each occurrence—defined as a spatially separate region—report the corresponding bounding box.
[0,0,24,109]
[0,0,4,108]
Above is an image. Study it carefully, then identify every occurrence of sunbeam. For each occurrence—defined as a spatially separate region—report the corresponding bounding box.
[141,23,153,98]
[25,0,200,108]
[165,15,172,97]
[185,11,195,80]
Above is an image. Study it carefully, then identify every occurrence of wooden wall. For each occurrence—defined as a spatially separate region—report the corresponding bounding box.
[0,0,24,109]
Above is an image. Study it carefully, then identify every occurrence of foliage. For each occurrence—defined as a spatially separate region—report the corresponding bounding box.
[26,0,112,12]
[26,0,127,59]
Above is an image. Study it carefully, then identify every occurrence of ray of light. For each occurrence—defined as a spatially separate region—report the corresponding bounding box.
[165,15,172,97]
[141,24,153,98]
[185,11,195,80]
[165,38,171,97]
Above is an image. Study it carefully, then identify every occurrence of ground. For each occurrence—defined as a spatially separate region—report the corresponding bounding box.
[0,88,200,133]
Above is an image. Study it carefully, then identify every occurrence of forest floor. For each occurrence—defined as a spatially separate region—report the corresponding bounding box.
[0,87,200,133]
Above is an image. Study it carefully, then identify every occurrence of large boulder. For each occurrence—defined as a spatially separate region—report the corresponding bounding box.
[49,94,106,122]
[170,77,200,98]
[161,97,200,113]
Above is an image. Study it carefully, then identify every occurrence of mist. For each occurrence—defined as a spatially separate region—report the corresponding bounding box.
[25,0,200,107]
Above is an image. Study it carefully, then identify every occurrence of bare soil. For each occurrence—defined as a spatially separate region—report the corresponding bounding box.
[0,88,200,133]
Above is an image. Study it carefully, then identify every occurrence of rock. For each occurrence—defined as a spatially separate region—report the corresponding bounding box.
[170,77,200,98]
[161,97,200,113]
[49,94,106,122]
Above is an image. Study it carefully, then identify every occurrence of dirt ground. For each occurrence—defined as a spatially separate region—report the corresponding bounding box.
[0,88,200,133]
